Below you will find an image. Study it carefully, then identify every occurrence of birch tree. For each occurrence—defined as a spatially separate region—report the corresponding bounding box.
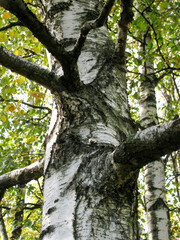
[0,0,179,239]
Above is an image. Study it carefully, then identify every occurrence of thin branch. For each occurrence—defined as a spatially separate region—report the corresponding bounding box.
[23,203,42,210]
[133,5,170,67]
[72,0,115,60]
[148,67,180,75]
[0,96,52,113]
[127,70,142,75]
[142,0,156,14]
[0,158,44,191]
[128,29,143,44]
[26,111,50,123]
[0,46,64,91]
[113,118,180,170]
[127,67,180,85]
[0,21,24,31]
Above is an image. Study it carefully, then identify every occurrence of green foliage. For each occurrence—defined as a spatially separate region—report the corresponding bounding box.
[108,0,180,238]
[0,1,50,238]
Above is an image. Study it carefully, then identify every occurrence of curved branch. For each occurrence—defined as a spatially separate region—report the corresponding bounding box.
[113,118,180,169]
[0,46,64,91]
[0,158,44,191]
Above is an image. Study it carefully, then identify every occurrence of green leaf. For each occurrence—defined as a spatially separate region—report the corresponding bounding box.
[157,61,163,70]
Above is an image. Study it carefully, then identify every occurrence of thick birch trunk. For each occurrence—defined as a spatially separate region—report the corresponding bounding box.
[40,1,138,239]
[139,33,170,240]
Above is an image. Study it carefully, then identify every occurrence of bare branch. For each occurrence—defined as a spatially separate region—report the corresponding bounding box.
[113,118,180,170]
[0,46,64,91]
[0,158,44,191]
[72,0,115,60]
[0,96,52,113]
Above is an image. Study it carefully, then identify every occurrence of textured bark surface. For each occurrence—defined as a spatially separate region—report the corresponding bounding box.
[139,33,170,240]
[0,1,179,240]
[40,1,137,239]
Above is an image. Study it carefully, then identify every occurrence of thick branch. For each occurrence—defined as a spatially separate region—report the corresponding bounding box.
[113,118,180,169]
[0,0,70,72]
[115,0,134,64]
[73,0,115,59]
[0,46,64,91]
[0,159,44,191]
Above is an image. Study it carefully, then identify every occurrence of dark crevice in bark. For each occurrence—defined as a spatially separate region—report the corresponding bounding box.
[47,2,72,17]
[47,207,56,215]
[39,225,55,239]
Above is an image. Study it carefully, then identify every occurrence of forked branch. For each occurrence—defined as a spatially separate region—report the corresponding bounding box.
[0,0,69,71]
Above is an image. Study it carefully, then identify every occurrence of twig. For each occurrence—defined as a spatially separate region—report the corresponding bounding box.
[0,96,52,113]
[142,0,156,14]
[128,29,143,44]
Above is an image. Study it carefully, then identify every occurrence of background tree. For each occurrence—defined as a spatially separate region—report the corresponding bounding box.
[0,0,179,239]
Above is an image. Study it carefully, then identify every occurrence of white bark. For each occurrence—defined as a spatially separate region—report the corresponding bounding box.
[139,32,170,240]
[145,162,169,240]
[0,1,179,239]
[40,1,137,239]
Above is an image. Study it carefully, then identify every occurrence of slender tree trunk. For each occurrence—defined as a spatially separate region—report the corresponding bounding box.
[0,206,8,240]
[40,1,138,239]
[139,32,170,240]
[10,187,24,240]
[0,191,8,240]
